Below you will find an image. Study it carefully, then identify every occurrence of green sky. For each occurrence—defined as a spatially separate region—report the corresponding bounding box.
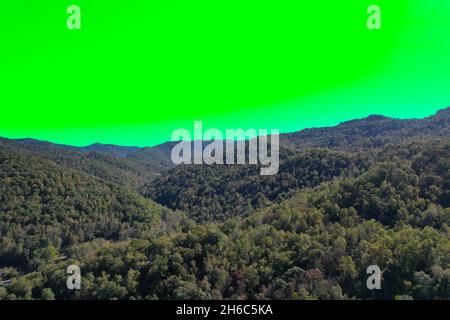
[0,1,449,146]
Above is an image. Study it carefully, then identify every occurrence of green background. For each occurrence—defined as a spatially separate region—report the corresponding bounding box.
[1,1,449,146]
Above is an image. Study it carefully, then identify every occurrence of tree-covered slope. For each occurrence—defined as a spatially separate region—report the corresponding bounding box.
[0,138,172,188]
[282,107,450,151]
[2,139,448,300]
[0,146,178,272]
[0,109,449,300]
[143,147,367,221]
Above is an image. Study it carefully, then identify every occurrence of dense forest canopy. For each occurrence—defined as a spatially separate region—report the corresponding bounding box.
[0,108,449,300]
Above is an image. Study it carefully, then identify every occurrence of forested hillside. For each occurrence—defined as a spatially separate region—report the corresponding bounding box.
[0,147,180,274]
[144,148,368,220]
[282,107,450,151]
[0,109,449,300]
[0,138,174,187]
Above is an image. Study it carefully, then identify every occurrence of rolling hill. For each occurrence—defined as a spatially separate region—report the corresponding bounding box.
[0,107,449,300]
[0,146,179,271]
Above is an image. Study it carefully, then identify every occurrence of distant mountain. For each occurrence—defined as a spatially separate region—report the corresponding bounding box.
[140,107,450,220]
[0,138,174,188]
[127,142,177,172]
[281,106,450,151]
[1,106,449,192]
[80,143,141,158]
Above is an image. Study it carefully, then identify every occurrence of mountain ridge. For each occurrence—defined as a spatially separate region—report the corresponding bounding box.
[1,106,449,152]
[0,106,449,190]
